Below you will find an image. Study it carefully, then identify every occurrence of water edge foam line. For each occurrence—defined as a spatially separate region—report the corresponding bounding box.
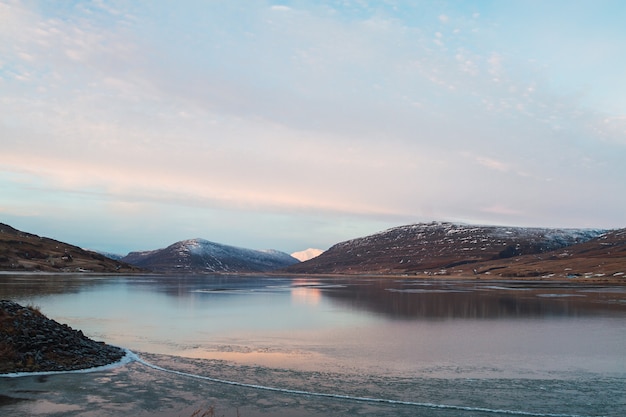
[131,352,601,417]
[0,348,136,378]
[0,349,605,417]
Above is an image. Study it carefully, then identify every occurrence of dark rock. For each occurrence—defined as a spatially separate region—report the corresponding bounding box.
[0,300,125,374]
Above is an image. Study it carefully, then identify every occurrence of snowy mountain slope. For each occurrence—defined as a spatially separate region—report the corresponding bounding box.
[90,250,124,261]
[122,238,299,273]
[470,227,626,279]
[291,248,324,262]
[285,222,609,276]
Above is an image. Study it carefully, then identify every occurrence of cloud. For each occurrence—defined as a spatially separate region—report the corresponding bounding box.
[481,205,524,217]
[598,116,626,144]
[487,52,503,79]
[270,5,292,12]
[1,0,625,253]
[475,156,509,172]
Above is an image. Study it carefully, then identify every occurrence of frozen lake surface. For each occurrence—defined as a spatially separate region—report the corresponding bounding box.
[1,274,625,416]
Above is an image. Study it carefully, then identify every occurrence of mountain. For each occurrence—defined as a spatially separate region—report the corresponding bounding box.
[284,222,619,278]
[0,223,141,273]
[470,227,626,279]
[291,248,324,262]
[122,238,300,273]
[91,250,124,261]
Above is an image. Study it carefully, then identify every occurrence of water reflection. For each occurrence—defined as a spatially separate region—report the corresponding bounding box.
[0,273,107,299]
[291,280,322,306]
[2,275,625,322]
[1,273,625,382]
[323,279,626,319]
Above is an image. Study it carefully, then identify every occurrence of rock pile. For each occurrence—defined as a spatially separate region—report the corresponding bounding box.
[0,300,124,374]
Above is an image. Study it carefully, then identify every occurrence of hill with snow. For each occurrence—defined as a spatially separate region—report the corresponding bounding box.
[291,248,324,262]
[122,238,299,273]
[285,222,617,278]
[470,227,626,279]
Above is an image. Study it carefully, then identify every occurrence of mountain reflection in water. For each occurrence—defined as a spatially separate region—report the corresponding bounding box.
[322,279,626,319]
[1,274,625,417]
[3,274,623,322]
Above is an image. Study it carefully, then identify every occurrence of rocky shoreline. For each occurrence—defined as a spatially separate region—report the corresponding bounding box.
[0,300,125,374]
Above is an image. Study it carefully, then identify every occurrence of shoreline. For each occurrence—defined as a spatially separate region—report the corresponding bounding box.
[0,301,128,375]
[2,269,625,285]
[0,348,136,378]
[267,271,626,285]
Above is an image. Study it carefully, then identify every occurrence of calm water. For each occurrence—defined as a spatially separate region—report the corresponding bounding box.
[1,273,625,417]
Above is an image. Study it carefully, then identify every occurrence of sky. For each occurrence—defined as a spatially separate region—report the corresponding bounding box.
[1,0,625,255]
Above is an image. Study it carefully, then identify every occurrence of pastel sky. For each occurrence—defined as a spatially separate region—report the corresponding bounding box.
[1,0,625,255]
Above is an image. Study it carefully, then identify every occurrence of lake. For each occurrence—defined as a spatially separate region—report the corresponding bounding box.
[1,273,625,417]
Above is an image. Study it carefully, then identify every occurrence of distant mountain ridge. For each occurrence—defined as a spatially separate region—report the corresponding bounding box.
[122,238,299,273]
[2,220,623,279]
[285,222,622,278]
[91,250,124,261]
[291,248,324,262]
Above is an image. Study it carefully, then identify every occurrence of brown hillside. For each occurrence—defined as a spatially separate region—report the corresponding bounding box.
[0,223,141,273]
[285,222,624,281]
[470,228,626,279]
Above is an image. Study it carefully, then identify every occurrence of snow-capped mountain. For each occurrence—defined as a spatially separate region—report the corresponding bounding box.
[91,250,124,261]
[122,238,299,273]
[290,248,324,262]
[476,227,625,279]
[285,222,609,276]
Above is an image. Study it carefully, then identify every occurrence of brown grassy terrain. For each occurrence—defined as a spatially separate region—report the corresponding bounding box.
[0,223,141,273]
[454,228,626,281]
[286,223,626,283]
